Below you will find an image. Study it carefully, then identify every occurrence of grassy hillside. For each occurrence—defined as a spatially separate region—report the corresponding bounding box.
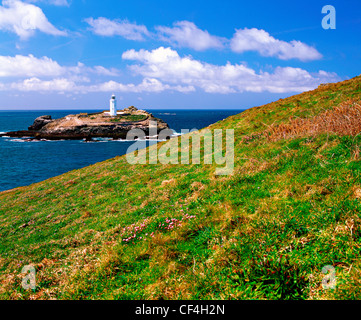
[1,76,361,300]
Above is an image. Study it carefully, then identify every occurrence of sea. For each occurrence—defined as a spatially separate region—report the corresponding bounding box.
[0,109,243,192]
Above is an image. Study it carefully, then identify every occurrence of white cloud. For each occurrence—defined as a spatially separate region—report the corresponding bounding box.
[230,28,322,61]
[88,78,195,93]
[0,52,193,94]
[26,0,70,6]
[1,77,194,94]
[66,62,120,77]
[156,21,225,51]
[0,0,66,39]
[84,18,322,62]
[122,47,338,93]
[0,54,119,78]
[0,48,338,95]
[0,54,63,77]
[85,17,150,41]
[10,77,76,92]
[91,65,119,77]
[0,53,192,93]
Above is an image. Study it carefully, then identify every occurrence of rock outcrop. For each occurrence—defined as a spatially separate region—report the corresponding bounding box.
[28,115,54,131]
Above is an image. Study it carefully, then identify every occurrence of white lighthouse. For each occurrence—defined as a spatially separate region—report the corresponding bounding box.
[109,94,117,117]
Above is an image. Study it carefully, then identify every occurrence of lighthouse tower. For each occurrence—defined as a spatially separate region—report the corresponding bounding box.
[109,94,117,117]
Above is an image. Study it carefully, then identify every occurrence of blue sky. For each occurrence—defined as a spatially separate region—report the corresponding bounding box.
[0,0,360,110]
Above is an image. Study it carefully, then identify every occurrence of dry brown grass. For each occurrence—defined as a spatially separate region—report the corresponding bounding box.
[160,179,176,187]
[266,99,361,141]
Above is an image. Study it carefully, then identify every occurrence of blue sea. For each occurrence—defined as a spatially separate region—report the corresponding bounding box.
[0,109,242,192]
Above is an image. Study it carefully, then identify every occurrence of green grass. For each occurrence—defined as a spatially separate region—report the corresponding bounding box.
[0,76,361,300]
[109,114,147,122]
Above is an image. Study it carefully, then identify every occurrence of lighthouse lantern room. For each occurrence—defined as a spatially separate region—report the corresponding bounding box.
[109,94,117,117]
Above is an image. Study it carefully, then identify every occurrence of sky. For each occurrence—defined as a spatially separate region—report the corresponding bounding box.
[0,0,360,110]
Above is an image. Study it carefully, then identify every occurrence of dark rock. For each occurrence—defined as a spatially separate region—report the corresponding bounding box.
[28,115,54,131]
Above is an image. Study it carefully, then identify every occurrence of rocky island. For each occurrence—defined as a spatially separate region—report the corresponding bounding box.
[0,106,170,141]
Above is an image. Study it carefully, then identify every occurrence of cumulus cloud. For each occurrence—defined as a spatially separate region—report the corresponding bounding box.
[156,21,225,51]
[10,77,76,92]
[230,28,322,61]
[2,77,194,94]
[0,53,193,93]
[85,17,150,41]
[84,17,322,61]
[122,47,338,93]
[0,54,63,77]
[0,54,119,78]
[0,0,67,39]
[0,48,338,95]
[87,78,194,94]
